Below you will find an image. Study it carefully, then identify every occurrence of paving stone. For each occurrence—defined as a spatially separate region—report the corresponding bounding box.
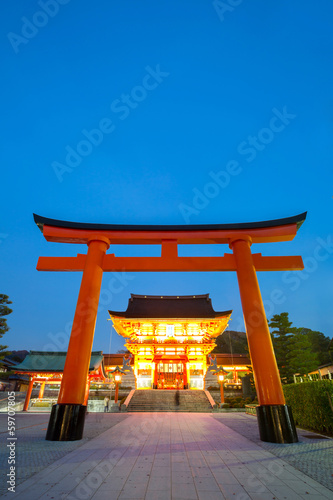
[193,476,221,491]
[191,465,214,478]
[266,484,304,500]
[247,494,278,500]
[172,482,198,499]
[219,483,252,499]
[90,490,122,500]
[197,491,226,500]
[146,474,170,490]
[298,496,333,500]
[150,466,171,477]
[118,482,149,499]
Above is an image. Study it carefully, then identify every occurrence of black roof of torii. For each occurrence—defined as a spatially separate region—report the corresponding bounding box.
[33,212,307,232]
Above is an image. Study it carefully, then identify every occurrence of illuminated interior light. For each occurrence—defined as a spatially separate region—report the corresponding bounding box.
[166,324,175,337]
[187,323,199,334]
[174,324,184,335]
[157,324,166,335]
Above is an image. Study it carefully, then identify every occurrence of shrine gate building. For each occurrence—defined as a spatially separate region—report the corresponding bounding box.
[109,294,233,390]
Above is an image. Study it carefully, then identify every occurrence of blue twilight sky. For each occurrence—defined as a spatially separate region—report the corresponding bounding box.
[0,0,332,355]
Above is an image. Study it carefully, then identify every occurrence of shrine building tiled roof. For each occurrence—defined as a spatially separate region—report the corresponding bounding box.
[108,294,232,319]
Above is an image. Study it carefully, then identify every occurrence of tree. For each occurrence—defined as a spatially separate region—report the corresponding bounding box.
[212,330,248,354]
[297,328,331,366]
[269,312,331,383]
[0,294,12,360]
[287,330,319,376]
[269,312,294,383]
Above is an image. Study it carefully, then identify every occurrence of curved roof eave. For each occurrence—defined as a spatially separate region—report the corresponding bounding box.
[109,311,233,319]
[33,212,307,233]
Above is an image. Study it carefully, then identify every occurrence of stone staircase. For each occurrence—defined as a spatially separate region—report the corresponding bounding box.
[126,389,213,412]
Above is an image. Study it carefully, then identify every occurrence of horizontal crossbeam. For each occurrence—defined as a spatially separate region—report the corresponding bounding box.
[36,253,304,272]
[36,254,87,271]
[41,223,299,245]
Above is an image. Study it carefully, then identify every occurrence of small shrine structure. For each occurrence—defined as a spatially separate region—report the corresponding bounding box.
[13,351,106,411]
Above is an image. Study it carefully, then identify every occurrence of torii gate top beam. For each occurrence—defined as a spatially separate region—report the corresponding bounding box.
[34,212,306,245]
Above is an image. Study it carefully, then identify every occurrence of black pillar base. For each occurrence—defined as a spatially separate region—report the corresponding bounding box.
[256,404,298,443]
[45,404,87,441]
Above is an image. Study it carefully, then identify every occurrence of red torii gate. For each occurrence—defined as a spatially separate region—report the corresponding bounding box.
[33,212,306,443]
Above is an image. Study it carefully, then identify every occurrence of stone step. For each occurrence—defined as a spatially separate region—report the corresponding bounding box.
[127,389,212,412]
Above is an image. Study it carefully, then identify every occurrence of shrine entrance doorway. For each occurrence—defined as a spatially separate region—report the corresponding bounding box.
[157,362,184,389]
[153,355,188,389]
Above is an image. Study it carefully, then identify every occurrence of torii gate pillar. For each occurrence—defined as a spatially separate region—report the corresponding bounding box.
[46,237,109,441]
[231,236,297,442]
[34,212,306,443]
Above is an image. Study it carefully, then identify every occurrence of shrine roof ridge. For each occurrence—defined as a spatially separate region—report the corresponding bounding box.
[33,212,307,232]
[130,293,211,300]
[108,293,232,319]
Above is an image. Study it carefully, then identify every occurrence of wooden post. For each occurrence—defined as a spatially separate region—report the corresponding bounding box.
[230,236,298,443]
[46,236,109,441]
[38,381,45,399]
[84,379,90,406]
[58,237,110,405]
[23,378,34,411]
[230,237,285,405]
[183,362,188,389]
[114,382,119,404]
[220,380,224,404]
[153,364,158,389]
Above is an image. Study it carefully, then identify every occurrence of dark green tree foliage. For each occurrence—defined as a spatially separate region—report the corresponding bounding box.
[287,330,319,376]
[269,312,331,383]
[0,294,12,359]
[212,330,248,354]
[269,313,294,383]
[297,328,331,366]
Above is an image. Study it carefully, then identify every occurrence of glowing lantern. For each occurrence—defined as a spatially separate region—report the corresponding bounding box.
[214,368,229,404]
[109,366,125,404]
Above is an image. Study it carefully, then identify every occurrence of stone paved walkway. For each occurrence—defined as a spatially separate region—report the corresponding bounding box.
[213,413,333,492]
[1,412,333,499]
[0,412,129,495]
